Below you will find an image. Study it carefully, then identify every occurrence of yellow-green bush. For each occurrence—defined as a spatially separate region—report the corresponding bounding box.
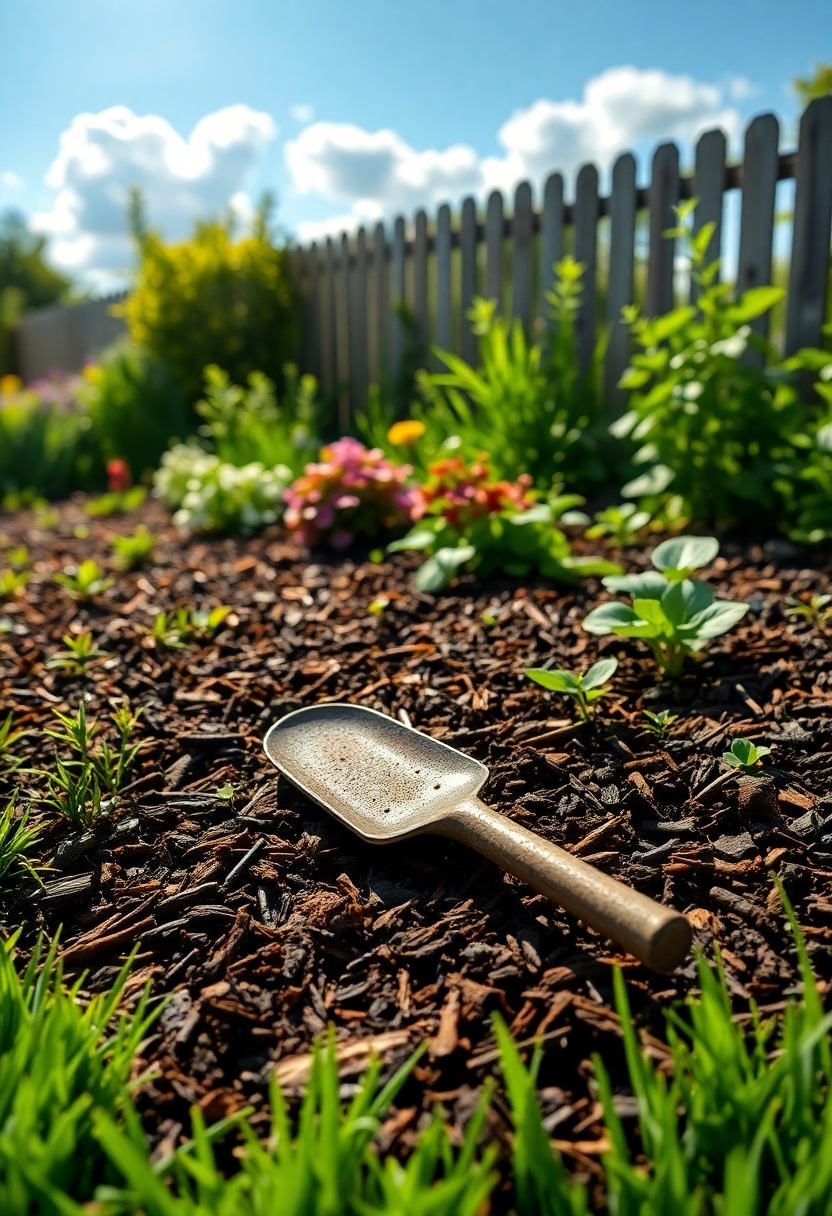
[124,212,298,405]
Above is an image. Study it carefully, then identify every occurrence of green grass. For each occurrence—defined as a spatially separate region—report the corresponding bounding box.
[0,884,828,1214]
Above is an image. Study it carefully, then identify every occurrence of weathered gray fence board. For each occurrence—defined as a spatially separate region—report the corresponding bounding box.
[351,228,369,412]
[413,209,429,356]
[785,96,832,355]
[646,142,680,317]
[690,128,726,298]
[460,196,478,365]
[435,203,452,355]
[485,190,504,307]
[511,180,534,333]
[371,221,388,386]
[15,294,126,383]
[538,172,564,318]
[335,234,351,432]
[605,152,637,409]
[390,216,406,390]
[573,163,599,372]
[736,113,780,358]
[320,241,336,395]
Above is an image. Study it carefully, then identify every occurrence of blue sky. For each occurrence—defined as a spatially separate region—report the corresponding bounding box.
[0,0,828,290]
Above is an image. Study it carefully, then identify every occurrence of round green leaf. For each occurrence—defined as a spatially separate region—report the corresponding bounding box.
[582,603,638,636]
[525,668,576,693]
[652,536,719,576]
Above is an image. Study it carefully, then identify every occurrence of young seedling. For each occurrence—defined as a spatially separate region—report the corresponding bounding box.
[583,536,748,677]
[524,657,618,724]
[586,503,654,547]
[785,593,832,633]
[53,559,114,601]
[0,712,28,774]
[111,525,156,571]
[45,700,141,797]
[0,567,29,599]
[0,795,45,885]
[85,486,147,517]
[642,708,679,741]
[696,736,772,801]
[46,630,108,677]
[146,604,232,650]
[191,604,232,637]
[42,757,105,828]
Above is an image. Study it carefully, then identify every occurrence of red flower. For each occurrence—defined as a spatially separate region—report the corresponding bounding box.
[107,459,132,493]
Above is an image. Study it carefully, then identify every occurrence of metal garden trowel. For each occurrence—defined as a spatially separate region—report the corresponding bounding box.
[263,703,691,972]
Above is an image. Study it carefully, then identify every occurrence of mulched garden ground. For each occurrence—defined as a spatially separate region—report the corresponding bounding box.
[1,496,831,1192]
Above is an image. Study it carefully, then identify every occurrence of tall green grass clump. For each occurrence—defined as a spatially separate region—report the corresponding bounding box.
[0,934,157,1213]
[93,1032,497,1216]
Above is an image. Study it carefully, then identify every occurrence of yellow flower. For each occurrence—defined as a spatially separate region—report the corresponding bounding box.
[0,374,23,396]
[387,419,426,446]
[82,365,102,383]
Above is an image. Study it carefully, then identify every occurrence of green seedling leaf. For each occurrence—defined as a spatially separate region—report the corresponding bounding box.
[582,602,641,635]
[723,737,771,769]
[602,571,668,599]
[414,545,476,593]
[525,657,617,723]
[652,535,720,578]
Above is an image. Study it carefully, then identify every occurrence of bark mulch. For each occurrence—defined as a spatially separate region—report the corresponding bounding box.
[1,496,831,1180]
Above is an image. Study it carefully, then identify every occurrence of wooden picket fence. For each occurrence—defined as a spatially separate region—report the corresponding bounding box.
[291,98,832,429]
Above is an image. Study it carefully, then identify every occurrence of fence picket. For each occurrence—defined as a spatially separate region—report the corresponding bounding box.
[371,222,388,387]
[320,239,336,396]
[690,128,726,299]
[336,234,351,433]
[605,152,637,409]
[539,172,564,320]
[512,181,534,333]
[391,216,406,388]
[573,163,599,373]
[352,228,369,415]
[735,113,779,359]
[460,196,478,365]
[785,96,832,356]
[646,142,680,317]
[413,209,429,359]
[485,190,504,308]
[435,203,452,355]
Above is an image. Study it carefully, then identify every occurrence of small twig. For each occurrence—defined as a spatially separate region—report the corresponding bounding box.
[223,837,265,888]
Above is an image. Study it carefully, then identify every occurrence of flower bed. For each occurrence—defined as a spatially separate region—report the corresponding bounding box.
[1,493,830,1203]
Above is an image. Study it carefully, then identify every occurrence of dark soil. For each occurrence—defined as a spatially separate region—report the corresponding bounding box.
[1,496,831,1183]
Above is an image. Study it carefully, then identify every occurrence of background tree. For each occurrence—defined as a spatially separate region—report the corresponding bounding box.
[794,63,832,106]
[0,210,71,375]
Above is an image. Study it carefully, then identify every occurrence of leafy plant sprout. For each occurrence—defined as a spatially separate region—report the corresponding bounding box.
[642,708,679,741]
[696,736,773,801]
[53,559,114,601]
[111,524,156,571]
[586,503,654,547]
[524,657,618,724]
[0,567,29,599]
[44,700,143,798]
[146,604,232,650]
[785,593,832,633]
[582,535,749,677]
[46,631,108,677]
[84,486,147,518]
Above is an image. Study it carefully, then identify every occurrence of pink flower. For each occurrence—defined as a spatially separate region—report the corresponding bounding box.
[283,438,417,550]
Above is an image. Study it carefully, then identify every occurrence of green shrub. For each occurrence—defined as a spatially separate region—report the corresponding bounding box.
[124,206,298,405]
[613,200,812,530]
[775,347,832,543]
[81,340,191,481]
[0,377,97,500]
[196,363,318,471]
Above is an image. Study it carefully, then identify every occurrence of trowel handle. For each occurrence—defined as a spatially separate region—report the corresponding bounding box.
[438,798,691,973]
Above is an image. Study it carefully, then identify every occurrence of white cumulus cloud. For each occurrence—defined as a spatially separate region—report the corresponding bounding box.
[288,66,745,240]
[33,104,276,289]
